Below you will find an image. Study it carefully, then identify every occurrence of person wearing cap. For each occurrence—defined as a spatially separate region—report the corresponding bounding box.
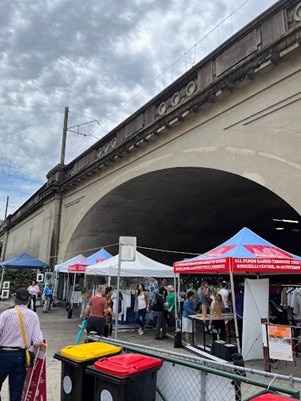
[0,288,43,401]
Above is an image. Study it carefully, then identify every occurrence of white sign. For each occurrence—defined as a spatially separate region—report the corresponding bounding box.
[119,236,137,261]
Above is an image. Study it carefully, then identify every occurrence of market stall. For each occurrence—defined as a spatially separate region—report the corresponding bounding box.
[54,254,85,301]
[0,252,49,298]
[67,248,113,317]
[86,251,174,278]
[86,251,175,332]
[173,227,301,360]
[68,248,112,273]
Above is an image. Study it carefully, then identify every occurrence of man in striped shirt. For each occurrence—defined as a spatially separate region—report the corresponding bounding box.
[0,288,43,401]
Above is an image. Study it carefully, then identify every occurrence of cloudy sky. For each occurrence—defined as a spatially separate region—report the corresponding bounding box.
[0,0,278,219]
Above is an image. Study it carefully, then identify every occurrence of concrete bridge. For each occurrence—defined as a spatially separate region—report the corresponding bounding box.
[1,0,301,267]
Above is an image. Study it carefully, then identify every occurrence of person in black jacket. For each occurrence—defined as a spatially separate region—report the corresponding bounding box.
[154,287,168,340]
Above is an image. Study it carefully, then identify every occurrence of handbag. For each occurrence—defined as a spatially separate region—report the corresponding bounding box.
[16,307,35,368]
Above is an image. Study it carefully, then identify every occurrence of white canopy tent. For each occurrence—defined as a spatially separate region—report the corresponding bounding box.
[54,254,85,273]
[86,251,174,278]
[54,254,85,304]
[86,250,176,338]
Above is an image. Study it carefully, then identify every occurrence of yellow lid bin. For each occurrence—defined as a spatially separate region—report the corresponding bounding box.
[60,342,122,362]
[54,342,122,401]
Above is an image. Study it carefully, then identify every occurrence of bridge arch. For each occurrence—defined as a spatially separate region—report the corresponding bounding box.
[63,163,300,265]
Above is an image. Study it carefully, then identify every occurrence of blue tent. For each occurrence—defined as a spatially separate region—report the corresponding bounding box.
[67,248,112,272]
[85,248,112,265]
[0,252,49,269]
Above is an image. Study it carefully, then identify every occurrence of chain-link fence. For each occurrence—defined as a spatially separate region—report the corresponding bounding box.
[89,335,301,401]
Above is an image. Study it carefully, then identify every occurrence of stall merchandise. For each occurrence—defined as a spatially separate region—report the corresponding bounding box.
[173,227,301,360]
[86,251,175,333]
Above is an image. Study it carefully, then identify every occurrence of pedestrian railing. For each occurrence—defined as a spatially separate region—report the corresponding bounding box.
[88,334,301,401]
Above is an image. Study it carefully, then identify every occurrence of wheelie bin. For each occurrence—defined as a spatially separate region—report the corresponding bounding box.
[54,342,122,401]
[247,394,299,401]
[86,352,163,401]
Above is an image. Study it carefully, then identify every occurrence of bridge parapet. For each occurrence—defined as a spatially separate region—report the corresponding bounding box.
[60,0,301,190]
[1,0,301,235]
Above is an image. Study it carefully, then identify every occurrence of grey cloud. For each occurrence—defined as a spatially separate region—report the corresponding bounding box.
[0,0,277,220]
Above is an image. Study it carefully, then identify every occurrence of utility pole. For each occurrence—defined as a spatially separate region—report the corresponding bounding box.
[60,106,69,165]
[4,196,9,219]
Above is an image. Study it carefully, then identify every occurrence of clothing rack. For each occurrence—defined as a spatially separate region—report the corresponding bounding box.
[281,284,301,287]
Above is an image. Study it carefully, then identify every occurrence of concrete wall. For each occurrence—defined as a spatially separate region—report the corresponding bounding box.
[56,44,301,259]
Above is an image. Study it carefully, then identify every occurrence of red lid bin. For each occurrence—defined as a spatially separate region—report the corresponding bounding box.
[248,394,299,401]
[86,353,163,401]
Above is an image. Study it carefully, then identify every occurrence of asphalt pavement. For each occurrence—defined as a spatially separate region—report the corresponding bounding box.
[0,299,187,400]
[1,298,301,400]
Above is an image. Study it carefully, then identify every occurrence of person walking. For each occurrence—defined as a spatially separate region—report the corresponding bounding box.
[43,282,54,312]
[27,280,40,312]
[0,288,43,401]
[84,285,111,336]
[154,287,168,340]
[134,283,150,336]
[104,286,115,338]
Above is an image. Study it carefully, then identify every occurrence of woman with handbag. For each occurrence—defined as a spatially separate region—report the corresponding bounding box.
[0,288,43,401]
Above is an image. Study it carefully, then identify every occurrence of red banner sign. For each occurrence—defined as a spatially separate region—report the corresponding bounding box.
[22,340,47,401]
[174,257,301,274]
[68,263,87,272]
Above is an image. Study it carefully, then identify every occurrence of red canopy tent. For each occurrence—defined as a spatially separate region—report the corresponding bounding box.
[174,227,301,275]
[173,227,301,354]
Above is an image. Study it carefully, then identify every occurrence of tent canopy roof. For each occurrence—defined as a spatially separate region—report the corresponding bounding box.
[82,248,112,265]
[67,248,113,273]
[54,254,85,273]
[174,227,301,274]
[86,251,174,278]
[0,252,49,270]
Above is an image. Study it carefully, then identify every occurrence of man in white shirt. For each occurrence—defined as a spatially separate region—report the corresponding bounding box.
[219,281,230,313]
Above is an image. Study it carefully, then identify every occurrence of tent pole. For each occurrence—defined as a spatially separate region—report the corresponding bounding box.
[114,242,122,340]
[0,268,4,291]
[72,272,76,310]
[174,274,178,320]
[230,269,241,353]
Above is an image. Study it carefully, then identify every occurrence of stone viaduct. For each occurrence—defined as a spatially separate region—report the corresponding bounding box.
[1,0,301,267]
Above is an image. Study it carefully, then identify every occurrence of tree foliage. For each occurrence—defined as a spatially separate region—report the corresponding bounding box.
[3,269,36,287]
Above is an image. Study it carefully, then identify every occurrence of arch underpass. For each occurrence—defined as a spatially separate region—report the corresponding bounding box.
[66,167,301,266]
[1,1,301,268]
